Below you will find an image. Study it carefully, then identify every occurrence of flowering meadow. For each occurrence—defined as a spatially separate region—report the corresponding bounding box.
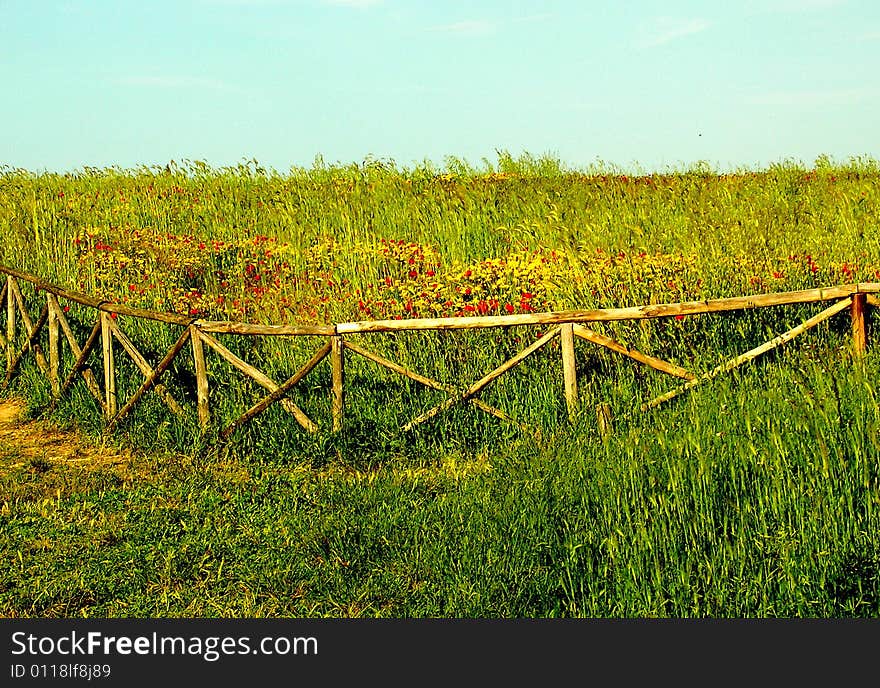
[2,154,878,327]
[1,154,879,618]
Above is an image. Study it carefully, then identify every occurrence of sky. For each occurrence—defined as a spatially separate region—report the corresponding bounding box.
[1,0,878,173]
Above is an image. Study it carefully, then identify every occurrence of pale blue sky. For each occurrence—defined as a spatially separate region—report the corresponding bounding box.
[2,0,878,173]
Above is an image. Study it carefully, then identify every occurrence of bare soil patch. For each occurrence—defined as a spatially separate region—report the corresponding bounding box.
[0,397,134,479]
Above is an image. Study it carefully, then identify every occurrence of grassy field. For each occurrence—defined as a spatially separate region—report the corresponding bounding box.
[1,153,878,617]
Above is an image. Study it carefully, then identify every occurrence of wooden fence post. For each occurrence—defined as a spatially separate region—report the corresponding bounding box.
[6,277,14,373]
[47,293,60,396]
[560,323,578,422]
[100,312,116,421]
[190,325,210,429]
[596,402,612,438]
[331,335,344,432]
[852,293,867,356]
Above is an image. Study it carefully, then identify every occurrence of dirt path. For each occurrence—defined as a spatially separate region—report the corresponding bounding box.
[0,397,132,471]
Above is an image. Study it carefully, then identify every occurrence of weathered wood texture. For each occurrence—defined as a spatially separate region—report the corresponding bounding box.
[343,340,531,432]
[560,323,578,421]
[107,327,193,431]
[572,325,694,380]
[195,321,336,337]
[0,279,8,350]
[10,279,49,374]
[851,293,867,356]
[221,341,332,439]
[100,312,117,420]
[107,319,185,416]
[4,303,48,386]
[197,330,318,432]
[331,335,344,432]
[0,262,873,438]
[596,402,612,438]
[402,327,561,431]
[5,277,13,371]
[47,293,60,395]
[6,277,15,375]
[337,284,873,333]
[642,298,852,411]
[190,326,210,428]
[56,317,104,410]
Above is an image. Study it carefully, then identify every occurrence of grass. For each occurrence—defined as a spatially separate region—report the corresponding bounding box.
[2,352,878,617]
[0,153,878,617]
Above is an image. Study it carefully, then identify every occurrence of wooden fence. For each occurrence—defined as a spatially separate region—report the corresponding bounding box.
[0,263,876,438]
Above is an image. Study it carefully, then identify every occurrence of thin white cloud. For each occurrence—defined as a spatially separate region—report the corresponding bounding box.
[637,17,711,48]
[428,20,497,37]
[762,0,846,11]
[115,75,231,91]
[322,0,383,7]
[425,13,552,38]
[511,12,554,24]
[747,87,873,106]
[200,0,383,6]
[195,0,290,6]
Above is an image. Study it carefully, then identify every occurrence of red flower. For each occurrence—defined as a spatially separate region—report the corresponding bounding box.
[504,303,515,314]
[408,270,418,279]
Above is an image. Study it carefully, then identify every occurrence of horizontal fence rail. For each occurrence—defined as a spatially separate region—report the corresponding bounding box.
[0,264,876,439]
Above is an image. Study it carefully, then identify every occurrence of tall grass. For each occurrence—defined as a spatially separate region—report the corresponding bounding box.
[0,153,878,617]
